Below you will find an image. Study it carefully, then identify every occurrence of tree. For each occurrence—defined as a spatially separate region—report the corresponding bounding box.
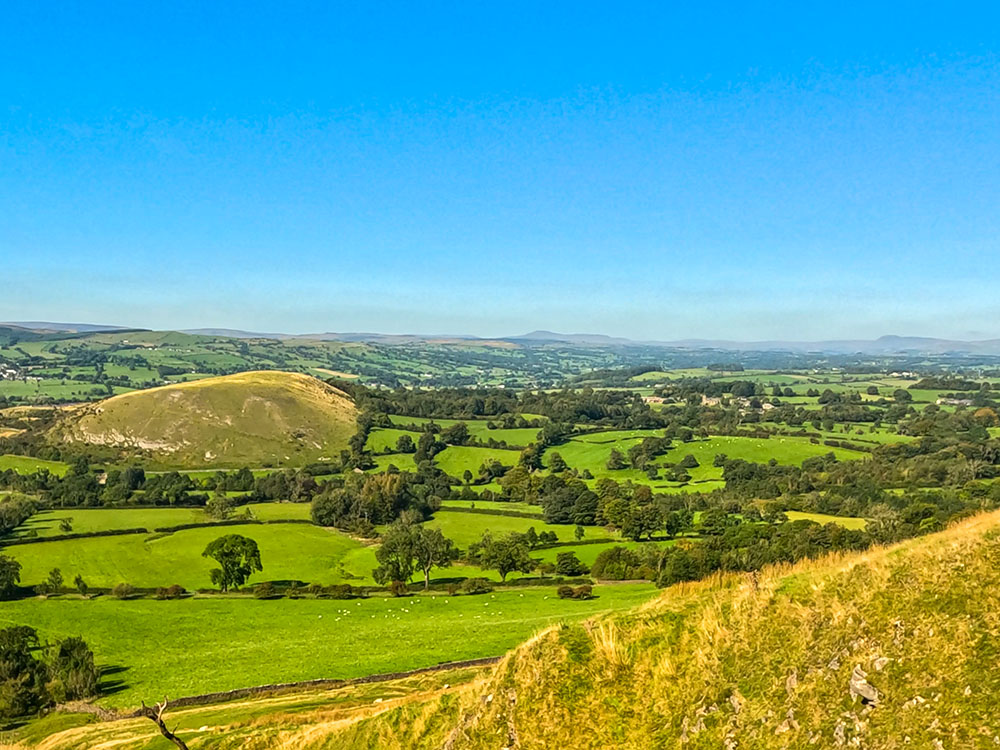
[202,535,263,592]
[894,388,913,403]
[606,449,626,470]
[43,568,63,596]
[574,525,585,541]
[59,517,73,533]
[0,555,21,600]
[205,491,234,520]
[678,454,700,469]
[413,527,459,589]
[395,434,416,453]
[462,469,473,485]
[478,533,534,582]
[74,574,89,598]
[47,637,98,702]
[0,626,48,719]
[548,452,568,473]
[555,551,588,576]
[372,519,418,586]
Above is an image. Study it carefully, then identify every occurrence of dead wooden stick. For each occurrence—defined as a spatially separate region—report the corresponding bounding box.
[140,697,190,750]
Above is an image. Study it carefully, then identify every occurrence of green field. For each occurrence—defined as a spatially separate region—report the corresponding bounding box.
[8,522,365,590]
[0,454,70,476]
[547,432,866,488]
[426,509,613,547]
[14,502,310,538]
[0,584,657,708]
[433,445,521,479]
[386,415,542,446]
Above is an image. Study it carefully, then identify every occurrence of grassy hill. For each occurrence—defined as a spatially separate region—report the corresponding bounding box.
[22,512,1000,748]
[49,370,356,468]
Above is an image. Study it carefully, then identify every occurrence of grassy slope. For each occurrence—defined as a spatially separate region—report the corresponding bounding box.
[314,511,1000,749]
[49,371,356,468]
[0,454,69,476]
[0,584,656,711]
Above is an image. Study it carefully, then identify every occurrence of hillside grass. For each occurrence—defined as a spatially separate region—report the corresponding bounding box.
[316,511,1000,749]
[0,454,69,476]
[50,370,357,468]
[0,584,656,710]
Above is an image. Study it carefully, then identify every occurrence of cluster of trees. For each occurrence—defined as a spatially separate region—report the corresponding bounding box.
[0,626,99,720]
[310,465,451,535]
[0,462,328,509]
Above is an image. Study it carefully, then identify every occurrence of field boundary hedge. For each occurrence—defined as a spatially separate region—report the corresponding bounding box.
[58,656,503,720]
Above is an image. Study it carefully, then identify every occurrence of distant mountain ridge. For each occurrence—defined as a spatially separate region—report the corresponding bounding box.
[8,322,1000,354]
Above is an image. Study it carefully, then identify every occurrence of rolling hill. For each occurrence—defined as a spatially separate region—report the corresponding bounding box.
[50,371,356,468]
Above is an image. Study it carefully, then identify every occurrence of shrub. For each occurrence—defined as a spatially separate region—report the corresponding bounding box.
[112,582,134,600]
[156,584,186,600]
[558,584,593,600]
[305,583,323,596]
[254,582,277,599]
[446,583,459,596]
[388,580,408,597]
[167,584,186,599]
[324,584,358,599]
[460,577,493,595]
[287,582,301,599]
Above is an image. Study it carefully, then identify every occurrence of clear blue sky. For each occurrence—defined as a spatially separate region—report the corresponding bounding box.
[2,2,999,340]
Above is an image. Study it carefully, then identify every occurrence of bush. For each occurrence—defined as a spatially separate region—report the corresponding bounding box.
[112,582,134,600]
[324,584,358,599]
[156,584,186,600]
[388,580,408,597]
[557,584,593,600]
[460,577,493,595]
[305,583,323,597]
[254,582,277,599]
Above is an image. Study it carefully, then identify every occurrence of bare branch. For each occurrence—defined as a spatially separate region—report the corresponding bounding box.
[140,697,190,750]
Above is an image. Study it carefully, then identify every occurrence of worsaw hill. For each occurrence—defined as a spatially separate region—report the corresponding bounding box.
[48,371,356,468]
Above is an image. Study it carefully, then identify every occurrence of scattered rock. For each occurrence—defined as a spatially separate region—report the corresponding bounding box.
[849,665,880,706]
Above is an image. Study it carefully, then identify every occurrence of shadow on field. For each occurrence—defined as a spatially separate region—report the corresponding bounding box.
[98,664,130,696]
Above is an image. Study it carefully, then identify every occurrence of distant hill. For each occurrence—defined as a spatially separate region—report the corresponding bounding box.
[319,512,1000,748]
[0,321,135,333]
[50,371,356,468]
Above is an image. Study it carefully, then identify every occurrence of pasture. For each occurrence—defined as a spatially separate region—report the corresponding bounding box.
[0,454,69,476]
[0,584,657,708]
[14,502,310,539]
[7,522,365,590]
[433,445,521,479]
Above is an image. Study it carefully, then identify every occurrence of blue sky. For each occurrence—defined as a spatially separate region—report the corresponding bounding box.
[2,2,999,340]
